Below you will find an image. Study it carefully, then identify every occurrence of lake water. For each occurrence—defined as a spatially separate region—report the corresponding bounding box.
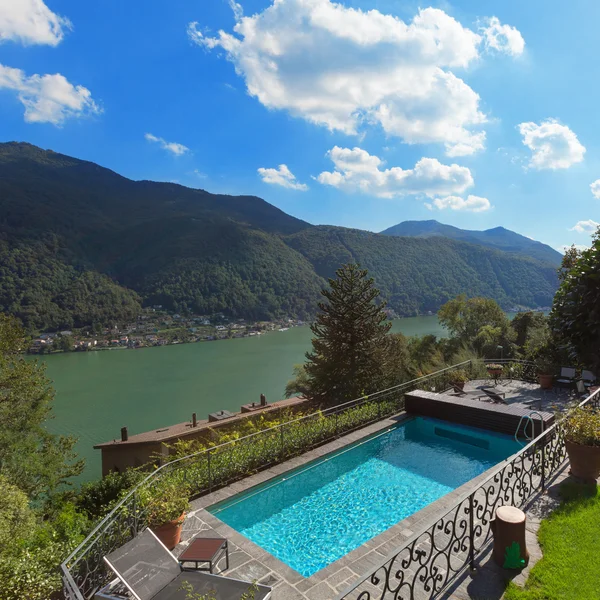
[43,316,449,481]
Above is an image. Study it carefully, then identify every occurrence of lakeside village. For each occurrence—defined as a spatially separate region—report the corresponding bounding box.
[26,303,547,355]
[27,305,309,354]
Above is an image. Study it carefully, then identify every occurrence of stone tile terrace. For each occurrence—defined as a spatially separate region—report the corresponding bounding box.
[465,378,580,415]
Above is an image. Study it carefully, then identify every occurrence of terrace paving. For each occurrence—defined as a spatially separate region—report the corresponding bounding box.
[465,378,580,415]
[173,379,578,600]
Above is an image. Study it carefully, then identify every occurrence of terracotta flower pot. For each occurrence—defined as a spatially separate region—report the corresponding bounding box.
[487,369,502,378]
[451,381,465,391]
[151,513,185,549]
[565,440,600,482]
[538,373,553,390]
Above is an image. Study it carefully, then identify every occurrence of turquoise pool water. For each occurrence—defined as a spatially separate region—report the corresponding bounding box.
[208,417,521,577]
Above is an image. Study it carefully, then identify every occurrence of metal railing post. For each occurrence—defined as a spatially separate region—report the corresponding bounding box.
[468,492,475,571]
[207,449,212,492]
[280,424,285,458]
[541,442,546,490]
[132,491,138,534]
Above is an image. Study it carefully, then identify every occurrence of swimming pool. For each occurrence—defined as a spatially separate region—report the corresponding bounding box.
[208,417,521,577]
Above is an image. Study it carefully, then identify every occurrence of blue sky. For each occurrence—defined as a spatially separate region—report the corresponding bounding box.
[1,0,599,250]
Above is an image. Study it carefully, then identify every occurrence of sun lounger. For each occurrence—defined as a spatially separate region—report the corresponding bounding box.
[102,529,271,600]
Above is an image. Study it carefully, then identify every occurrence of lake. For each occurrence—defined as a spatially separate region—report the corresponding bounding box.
[43,316,450,482]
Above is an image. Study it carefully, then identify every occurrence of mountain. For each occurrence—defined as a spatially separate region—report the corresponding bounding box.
[0,143,559,331]
[380,220,562,266]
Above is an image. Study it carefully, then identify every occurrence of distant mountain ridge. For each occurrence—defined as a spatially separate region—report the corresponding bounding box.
[380,220,562,265]
[0,142,559,330]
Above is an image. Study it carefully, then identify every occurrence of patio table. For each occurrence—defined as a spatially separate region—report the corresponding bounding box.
[178,537,229,573]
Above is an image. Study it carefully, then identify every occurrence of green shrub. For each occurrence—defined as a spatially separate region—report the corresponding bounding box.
[76,468,144,519]
[563,407,600,447]
[137,476,190,528]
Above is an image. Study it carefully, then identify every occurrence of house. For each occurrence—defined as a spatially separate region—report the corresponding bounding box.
[94,396,307,476]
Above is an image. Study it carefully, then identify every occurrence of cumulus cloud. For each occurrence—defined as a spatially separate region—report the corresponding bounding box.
[557,244,589,253]
[480,17,525,56]
[518,119,586,170]
[145,133,189,156]
[316,146,473,198]
[0,63,99,124]
[431,195,491,212]
[570,220,599,234]
[0,0,71,46]
[590,179,600,199]
[190,1,524,156]
[258,164,308,190]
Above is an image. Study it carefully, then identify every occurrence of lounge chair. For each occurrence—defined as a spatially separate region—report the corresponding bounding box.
[450,384,506,402]
[481,388,508,405]
[101,529,272,600]
[449,384,492,400]
[554,367,577,390]
[582,370,597,390]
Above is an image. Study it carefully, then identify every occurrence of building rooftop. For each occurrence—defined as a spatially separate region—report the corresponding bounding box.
[94,396,306,448]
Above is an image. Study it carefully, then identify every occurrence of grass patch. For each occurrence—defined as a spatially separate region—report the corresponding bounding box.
[504,482,600,600]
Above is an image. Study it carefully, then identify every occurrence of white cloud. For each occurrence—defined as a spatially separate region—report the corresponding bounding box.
[190,1,524,156]
[432,194,492,212]
[316,146,473,198]
[0,0,71,46]
[518,119,586,170]
[0,63,99,124]
[557,244,589,253]
[258,164,308,190]
[145,133,189,156]
[569,220,599,234]
[590,179,600,199]
[480,17,525,56]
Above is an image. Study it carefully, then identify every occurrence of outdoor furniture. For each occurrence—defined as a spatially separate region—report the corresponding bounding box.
[582,370,597,390]
[491,506,529,569]
[554,367,577,391]
[449,385,487,399]
[575,379,588,398]
[449,385,506,402]
[102,529,271,600]
[481,388,508,405]
[178,537,229,573]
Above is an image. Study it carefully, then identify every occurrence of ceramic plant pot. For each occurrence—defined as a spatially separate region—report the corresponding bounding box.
[565,441,600,482]
[151,513,185,549]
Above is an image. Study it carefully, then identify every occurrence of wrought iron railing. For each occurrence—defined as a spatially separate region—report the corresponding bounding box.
[62,361,474,599]
[336,387,600,600]
[481,358,538,383]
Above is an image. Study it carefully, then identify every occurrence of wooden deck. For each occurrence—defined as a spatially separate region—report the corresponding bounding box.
[405,390,555,437]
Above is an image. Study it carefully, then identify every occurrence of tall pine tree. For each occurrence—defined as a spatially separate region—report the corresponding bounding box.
[304,264,391,404]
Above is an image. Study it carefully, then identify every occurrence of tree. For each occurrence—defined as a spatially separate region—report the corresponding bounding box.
[438,295,508,341]
[0,314,83,500]
[303,264,392,404]
[550,230,600,373]
[511,311,548,354]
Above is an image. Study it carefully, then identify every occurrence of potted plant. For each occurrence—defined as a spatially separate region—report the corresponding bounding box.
[449,369,469,391]
[486,363,504,378]
[534,354,556,390]
[563,407,600,481]
[139,476,190,549]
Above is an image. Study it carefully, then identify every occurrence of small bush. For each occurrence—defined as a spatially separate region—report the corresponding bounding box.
[563,407,600,447]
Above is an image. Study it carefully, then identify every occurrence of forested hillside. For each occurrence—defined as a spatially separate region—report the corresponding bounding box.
[285,227,558,314]
[381,219,562,265]
[0,142,559,330]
